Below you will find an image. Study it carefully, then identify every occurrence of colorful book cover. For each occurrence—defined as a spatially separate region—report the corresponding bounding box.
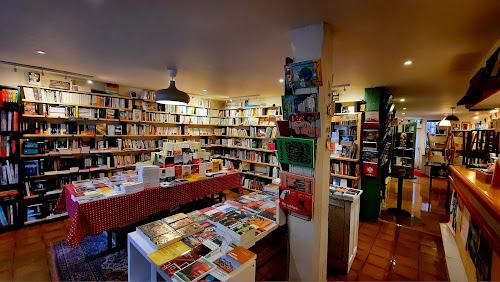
[289,112,321,138]
[198,274,220,282]
[279,188,313,219]
[276,137,315,168]
[161,243,214,276]
[147,241,191,266]
[174,257,216,282]
[213,255,241,274]
[96,124,107,135]
[245,215,273,229]
[284,59,323,89]
[226,247,256,265]
[106,83,119,95]
[280,171,315,194]
[281,93,317,119]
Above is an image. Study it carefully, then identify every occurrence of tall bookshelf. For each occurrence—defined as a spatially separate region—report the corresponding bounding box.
[201,103,282,191]
[18,84,282,221]
[0,86,22,232]
[330,105,364,188]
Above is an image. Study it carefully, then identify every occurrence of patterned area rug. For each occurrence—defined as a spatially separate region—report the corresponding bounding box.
[51,233,127,281]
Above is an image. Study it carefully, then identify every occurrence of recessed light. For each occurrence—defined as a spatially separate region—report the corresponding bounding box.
[36,50,46,55]
[473,116,479,120]
[400,98,405,102]
[490,109,499,114]
[279,78,284,83]
[203,89,207,92]
[87,80,93,84]
[403,108,407,110]
[402,113,406,115]
[404,60,412,65]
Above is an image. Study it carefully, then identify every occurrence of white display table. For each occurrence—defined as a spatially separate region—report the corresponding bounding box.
[128,231,257,282]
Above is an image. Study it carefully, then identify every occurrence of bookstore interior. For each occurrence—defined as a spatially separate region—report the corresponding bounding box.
[0,2,500,282]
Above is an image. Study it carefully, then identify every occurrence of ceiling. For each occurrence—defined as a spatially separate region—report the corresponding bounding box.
[0,0,499,120]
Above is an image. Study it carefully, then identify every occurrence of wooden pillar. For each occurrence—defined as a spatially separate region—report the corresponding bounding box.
[287,22,334,281]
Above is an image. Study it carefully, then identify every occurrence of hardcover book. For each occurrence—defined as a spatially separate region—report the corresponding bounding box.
[136,220,175,239]
[150,230,182,249]
[161,243,215,277]
[169,218,195,230]
[289,112,321,138]
[276,137,315,168]
[176,223,204,238]
[163,213,188,224]
[281,93,317,119]
[147,241,191,266]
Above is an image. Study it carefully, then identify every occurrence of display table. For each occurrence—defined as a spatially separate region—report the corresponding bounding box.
[447,165,500,281]
[54,173,243,247]
[128,232,256,282]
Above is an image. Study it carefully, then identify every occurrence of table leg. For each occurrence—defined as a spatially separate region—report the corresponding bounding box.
[128,237,152,282]
[218,192,223,203]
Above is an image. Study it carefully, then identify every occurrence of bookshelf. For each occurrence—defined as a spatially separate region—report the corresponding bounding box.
[18,84,282,211]
[0,86,22,232]
[330,112,363,188]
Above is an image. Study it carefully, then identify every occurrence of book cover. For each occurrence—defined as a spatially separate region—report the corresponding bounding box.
[226,246,256,265]
[245,215,273,229]
[150,230,182,249]
[137,220,175,239]
[276,137,315,168]
[147,241,191,266]
[198,274,220,282]
[96,124,107,135]
[213,254,241,274]
[174,257,216,282]
[284,59,323,89]
[163,213,187,224]
[161,243,214,277]
[279,188,313,219]
[289,112,321,138]
[280,171,315,194]
[170,218,195,230]
[176,223,203,238]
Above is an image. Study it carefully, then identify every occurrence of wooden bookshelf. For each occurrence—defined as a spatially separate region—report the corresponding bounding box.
[330,173,360,180]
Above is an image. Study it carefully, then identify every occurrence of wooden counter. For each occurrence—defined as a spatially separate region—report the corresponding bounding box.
[449,165,500,281]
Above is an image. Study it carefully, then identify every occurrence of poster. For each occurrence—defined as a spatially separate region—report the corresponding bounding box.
[447,191,459,235]
[284,59,323,89]
[28,72,41,85]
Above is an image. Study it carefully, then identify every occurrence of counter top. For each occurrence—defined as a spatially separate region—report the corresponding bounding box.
[449,165,500,218]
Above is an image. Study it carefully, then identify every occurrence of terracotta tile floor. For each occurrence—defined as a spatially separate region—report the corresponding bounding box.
[0,175,451,281]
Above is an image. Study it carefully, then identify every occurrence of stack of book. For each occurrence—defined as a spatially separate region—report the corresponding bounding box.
[137,165,160,188]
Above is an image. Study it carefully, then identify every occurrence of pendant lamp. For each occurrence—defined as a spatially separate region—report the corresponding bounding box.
[155,69,190,105]
[444,107,459,121]
[439,118,451,127]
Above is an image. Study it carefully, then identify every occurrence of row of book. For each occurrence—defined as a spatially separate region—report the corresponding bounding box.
[1,136,17,157]
[24,153,151,176]
[0,110,19,131]
[125,124,182,136]
[222,150,278,165]
[0,161,19,185]
[0,89,19,104]
[242,176,270,191]
[0,202,17,227]
[184,127,225,136]
[330,161,359,177]
[23,87,133,109]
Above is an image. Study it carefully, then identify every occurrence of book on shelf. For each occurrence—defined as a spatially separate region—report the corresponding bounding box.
[276,137,315,168]
[0,203,16,227]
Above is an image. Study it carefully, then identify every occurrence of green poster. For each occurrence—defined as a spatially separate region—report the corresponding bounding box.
[276,137,315,168]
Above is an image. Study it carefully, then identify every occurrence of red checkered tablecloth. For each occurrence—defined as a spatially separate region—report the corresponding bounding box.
[54,173,242,247]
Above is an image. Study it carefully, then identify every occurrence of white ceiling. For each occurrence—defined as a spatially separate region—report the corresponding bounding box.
[0,0,499,120]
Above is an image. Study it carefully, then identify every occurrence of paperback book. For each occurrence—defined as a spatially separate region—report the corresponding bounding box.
[284,59,323,89]
[289,112,321,138]
[280,171,315,194]
[174,257,217,282]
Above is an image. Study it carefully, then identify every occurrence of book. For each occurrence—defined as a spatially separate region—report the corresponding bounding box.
[150,230,182,249]
[284,59,323,89]
[213,247,255,274]
[160,242,216,277]
[170,218,195,230]
[96,124,107,135]
[174,257,217,282]
[176,223,204,238]
[280,171,315,194]
[281,93,317,119]
[163,213,188,224]
[279,188,313,219]
[147,241,191,266]
[276,137,315,168]
[289,112,321,138]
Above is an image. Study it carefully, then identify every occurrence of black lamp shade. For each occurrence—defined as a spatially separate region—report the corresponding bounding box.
[445,115,459,121]
[156,81,190,105]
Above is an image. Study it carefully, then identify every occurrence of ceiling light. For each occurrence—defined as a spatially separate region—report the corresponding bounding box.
[87,80,93,84]
[473,116,479,120]
[490,109,499,114]
[279,78,284,83]
[400,98,405,102]
[403,108,406,110]
[36,50,46,55]
[155,69,190,105]
[402,113,406,115]
[203,89,207,92]
[404,60,412,65]
[445,107,459,121]
[439,118,451,127]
